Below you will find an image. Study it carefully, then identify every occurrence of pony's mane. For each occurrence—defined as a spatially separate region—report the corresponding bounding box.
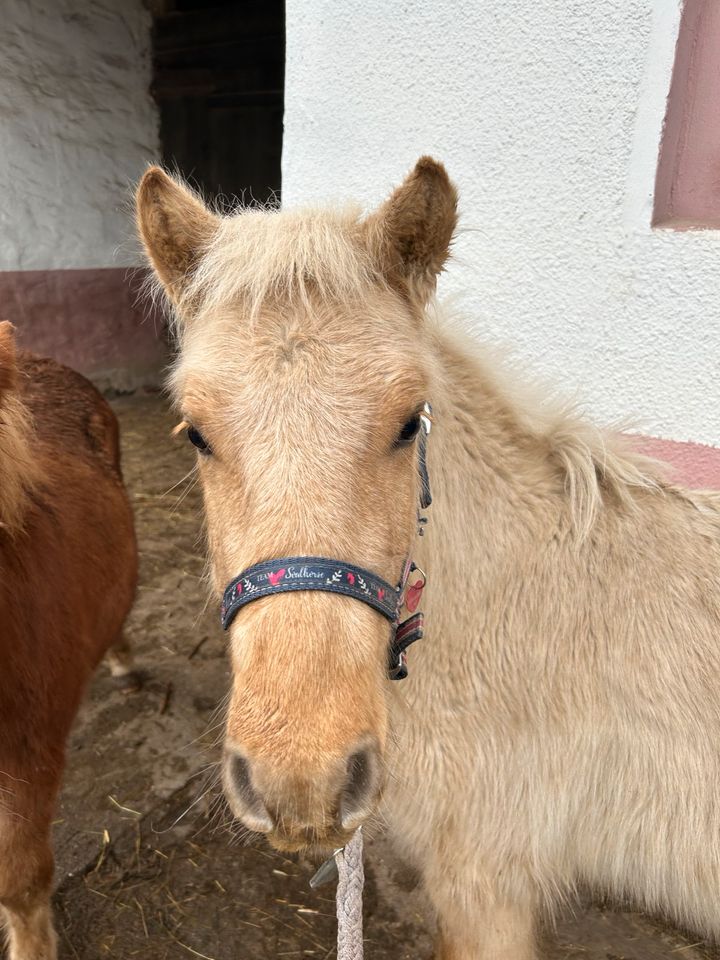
[179,201,384,325]
[0,391,40,535]
[543,409,667,538]
[434,307,670,538]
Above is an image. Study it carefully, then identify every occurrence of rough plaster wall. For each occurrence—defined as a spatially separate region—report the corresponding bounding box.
[0,0,159,271]
[283,0,720,446]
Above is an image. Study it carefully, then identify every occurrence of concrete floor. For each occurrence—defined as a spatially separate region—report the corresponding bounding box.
[48,393,720,960]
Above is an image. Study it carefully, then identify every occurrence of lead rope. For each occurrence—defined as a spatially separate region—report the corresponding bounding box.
[335,828,364,960]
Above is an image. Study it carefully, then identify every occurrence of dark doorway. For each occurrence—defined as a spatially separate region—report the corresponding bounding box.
[150,0,285,205]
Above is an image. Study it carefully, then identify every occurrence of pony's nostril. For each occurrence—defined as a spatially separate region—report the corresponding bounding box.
[340,742,381,830]
[224,751,274,834]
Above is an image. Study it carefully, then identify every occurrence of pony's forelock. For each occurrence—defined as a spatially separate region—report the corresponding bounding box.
[166,200,386,330]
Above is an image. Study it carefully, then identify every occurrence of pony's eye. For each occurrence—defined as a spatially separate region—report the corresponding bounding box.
[396,414,422,447]
[187,425,211,455]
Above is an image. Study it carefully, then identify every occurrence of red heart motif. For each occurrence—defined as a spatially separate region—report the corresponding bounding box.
[377,588,385,601]
[347,572,356,585]
[236,582,243,595]
[268,569,286,587]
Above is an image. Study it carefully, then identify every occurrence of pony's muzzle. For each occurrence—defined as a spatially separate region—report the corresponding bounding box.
[223,737,382,845]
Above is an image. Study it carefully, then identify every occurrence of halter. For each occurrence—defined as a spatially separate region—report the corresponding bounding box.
[220,406,432,680]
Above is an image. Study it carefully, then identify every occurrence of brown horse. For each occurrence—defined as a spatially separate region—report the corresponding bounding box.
[137,159,720,959]
[0,322,138,960]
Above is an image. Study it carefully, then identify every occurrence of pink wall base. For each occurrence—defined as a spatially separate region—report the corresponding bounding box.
[634,435,720,489]
[0,267,167,390]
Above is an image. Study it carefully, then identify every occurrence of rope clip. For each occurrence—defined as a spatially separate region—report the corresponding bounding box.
[310,848,343,889]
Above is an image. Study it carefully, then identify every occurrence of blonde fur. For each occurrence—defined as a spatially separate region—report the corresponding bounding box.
[428,313,667,538]
[137,159,720,960]
[185,203,380,319]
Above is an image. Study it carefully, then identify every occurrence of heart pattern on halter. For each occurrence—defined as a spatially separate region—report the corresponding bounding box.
[268,569,286,587]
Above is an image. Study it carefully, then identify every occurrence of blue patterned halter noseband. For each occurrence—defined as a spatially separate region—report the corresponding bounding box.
[220,406,432,680]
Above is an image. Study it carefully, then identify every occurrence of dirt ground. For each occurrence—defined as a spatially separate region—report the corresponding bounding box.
[49,393,720,960]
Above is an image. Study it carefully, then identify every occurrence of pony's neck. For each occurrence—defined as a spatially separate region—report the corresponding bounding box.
[407,314,661,688]
[425,323,563,555]
[0,392,40,535]
[421,313,662,557]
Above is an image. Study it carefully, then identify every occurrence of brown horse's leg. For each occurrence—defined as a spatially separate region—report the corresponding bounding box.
[106,631,142,691]
[0,818,56,960]
[430,884,536,960]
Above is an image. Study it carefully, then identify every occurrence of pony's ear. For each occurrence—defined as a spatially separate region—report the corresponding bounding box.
[135,167,218,304]
[0,321,17,397]
[367,156,458,302]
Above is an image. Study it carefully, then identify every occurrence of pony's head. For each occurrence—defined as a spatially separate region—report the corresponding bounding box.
[136,159,457,850]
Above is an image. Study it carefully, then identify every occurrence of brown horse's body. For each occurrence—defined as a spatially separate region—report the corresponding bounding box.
[137,159,720,959]
[0,325,137,960]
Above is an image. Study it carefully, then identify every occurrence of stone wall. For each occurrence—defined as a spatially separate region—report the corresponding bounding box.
[0,0,164,387]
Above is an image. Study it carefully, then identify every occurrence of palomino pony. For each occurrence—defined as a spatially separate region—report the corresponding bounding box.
[0,322,138,960]
[137,159,720,959]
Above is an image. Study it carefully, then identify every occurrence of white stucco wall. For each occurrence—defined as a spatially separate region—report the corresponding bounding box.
[0,0,159,271]
[283,0,720,446]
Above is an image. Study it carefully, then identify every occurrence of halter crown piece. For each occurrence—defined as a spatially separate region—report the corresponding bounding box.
[220,404,432,680]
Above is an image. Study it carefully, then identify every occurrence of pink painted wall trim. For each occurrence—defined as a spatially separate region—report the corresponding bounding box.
[653,0,720,229]
[633,435,720,489]
[0,267,167,390]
